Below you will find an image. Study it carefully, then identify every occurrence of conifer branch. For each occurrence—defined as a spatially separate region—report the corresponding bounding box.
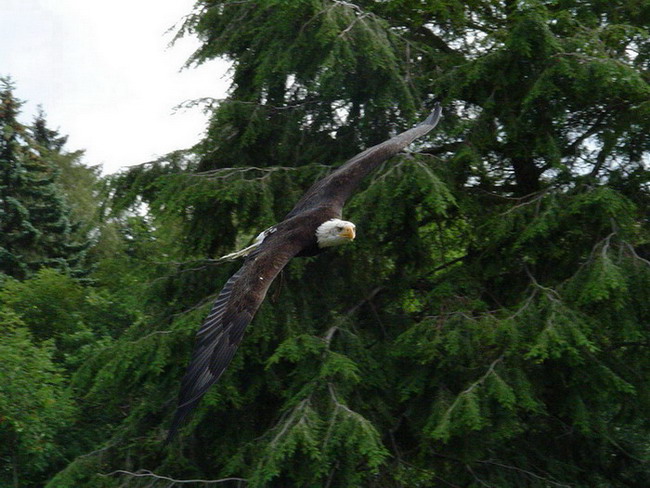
[338,12,370,39]
[171,292,221,319]
[476,460,572,487]
[102,469,247,485]
[461,357,504,396]
[435,356,505,429]
[623,242,650,268]
[321,390,340,451]
[267,398,313,449]
[430,255,466,274]
[414,26,463,56]
[564,112,609,156]
[499,188,550,216]
[524,266,562,301]
[331,0,364,15]
[419,141,464,155]
[191,165,329,181]
[127,330,173,345]
[328,383,358,417]
[76,440,119,460]
[323,326,339,345]
[589,138,617,178]
[599,431,647,463]
[607,341,650,350]
[175,96,328,113]
[151,258,230,278]
[509,290,538,319]
[465,464,491,487]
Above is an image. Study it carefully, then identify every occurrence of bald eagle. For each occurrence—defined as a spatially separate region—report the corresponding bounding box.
[168,104,442,440]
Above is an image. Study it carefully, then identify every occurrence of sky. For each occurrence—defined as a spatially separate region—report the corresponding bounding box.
[1,0,229,173]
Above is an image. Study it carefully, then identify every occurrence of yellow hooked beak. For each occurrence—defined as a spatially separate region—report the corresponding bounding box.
[339,226,356,240]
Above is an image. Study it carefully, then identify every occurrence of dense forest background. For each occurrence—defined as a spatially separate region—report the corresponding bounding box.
[1,0,649,486]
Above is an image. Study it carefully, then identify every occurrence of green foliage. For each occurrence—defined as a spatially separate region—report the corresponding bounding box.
[0,79,90,279]
[0,269,135,364]
[3,0,649,487]
[57,0,646,485]
[0,314,76,487]
[0,270,87,341]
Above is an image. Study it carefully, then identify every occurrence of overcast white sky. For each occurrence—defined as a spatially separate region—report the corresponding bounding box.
[1,0,229,173]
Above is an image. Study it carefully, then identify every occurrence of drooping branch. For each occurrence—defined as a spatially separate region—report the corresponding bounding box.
[414,25,464,56]
[476,460,573,488]
[190,164,331,181]
[589,133,617,178]
[563,112,609,157]
[102,469,247,485]
[419,141,465,156]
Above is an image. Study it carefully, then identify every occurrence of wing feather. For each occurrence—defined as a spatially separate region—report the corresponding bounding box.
[285,103,442,218]
[167,241,301,441]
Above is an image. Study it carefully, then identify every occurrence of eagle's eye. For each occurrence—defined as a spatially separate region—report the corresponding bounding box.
[336,226,343,231]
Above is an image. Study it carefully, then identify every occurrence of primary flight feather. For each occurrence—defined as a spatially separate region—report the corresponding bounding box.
[168,104,442,440]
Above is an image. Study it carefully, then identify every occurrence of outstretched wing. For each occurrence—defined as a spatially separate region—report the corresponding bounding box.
[167,236,303,441]
[285,103,442,219]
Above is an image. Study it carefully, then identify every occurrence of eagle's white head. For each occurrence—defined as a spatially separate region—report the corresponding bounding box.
[316,219,356,248]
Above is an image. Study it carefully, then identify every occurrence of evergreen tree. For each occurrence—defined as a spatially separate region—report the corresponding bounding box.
[32,107,67,152]
[31,108,103,243]
[48,1,649,487]
[0,79,89,279]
